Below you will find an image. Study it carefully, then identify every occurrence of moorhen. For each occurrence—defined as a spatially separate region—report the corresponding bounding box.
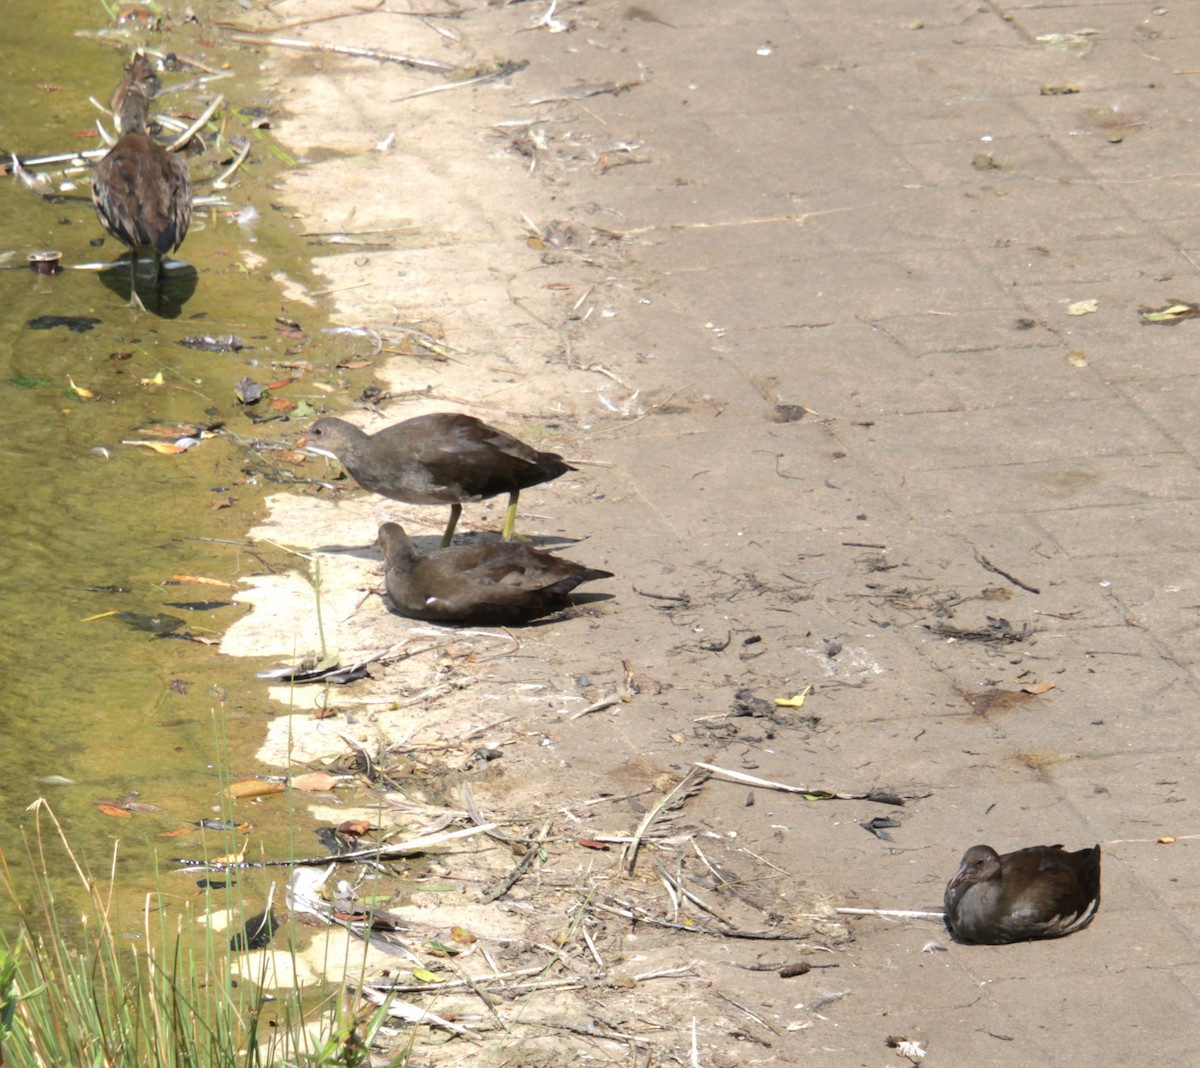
[307,414,575,546]
[376,521,612,625]
[943,843,1101,945]
[92,53,191,310]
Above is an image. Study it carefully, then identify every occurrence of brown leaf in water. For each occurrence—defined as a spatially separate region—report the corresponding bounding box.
[291,772,342,792]
[124,801,163,814]
[159,826,198,838]
[123,439,197,455]
[96,804,132,819]
[227,779,286,799]
[268,398,297,413]
[67,375,99,400]
[211,498,233,511]
[212,844,247,865]
[336,819,373,838]
[168,575,235,588]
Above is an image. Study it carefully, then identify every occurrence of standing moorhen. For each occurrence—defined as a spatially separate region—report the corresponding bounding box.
[92,53,191,310]
[943,843,1101,944]
[376,522,611,625]
[306,414,574,546]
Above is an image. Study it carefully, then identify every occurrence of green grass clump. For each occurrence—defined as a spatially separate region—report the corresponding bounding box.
[0,800,401,1068]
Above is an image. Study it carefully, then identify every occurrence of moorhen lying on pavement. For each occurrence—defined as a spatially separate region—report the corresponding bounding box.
[943,843,1101,944]
[376,521,611,625]
[92,53,191,310]
[307,414,574,546]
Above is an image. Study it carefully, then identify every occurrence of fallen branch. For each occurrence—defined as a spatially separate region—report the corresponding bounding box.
[165,94,225,154]
[479,818,552,903]
[974,549,1040,595]
[623,766,708,875]
[227,33,460,74]
[835,907,945,920]
[592,898,809,941]
[171,821,497,870]
[695,762,905,805]
[354,984,478,1036]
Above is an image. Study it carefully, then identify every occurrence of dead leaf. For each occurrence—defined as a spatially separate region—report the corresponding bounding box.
[96,803,132,819]
[450,926,477,945]
[336,819,372,838]
[1020,680,1056,695]
[67,375,99,399]
[212,843,248,864]
[964,688,1035,715]
[159,826,199,838]
[122,438,201,455]
[1138,299,1200,325]
[577,838,611,851]
[168,575,236,588]
[1158,836,1176,844]
[290,771,343,792]
[1066,298,1098,316]
[775,685,813,708]
[227,779,286,799]
[268,397,297,413]
[411,967,443,983]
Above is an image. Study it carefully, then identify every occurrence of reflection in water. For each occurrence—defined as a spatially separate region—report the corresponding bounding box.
[95,259,200,318]
[0,0,320,922]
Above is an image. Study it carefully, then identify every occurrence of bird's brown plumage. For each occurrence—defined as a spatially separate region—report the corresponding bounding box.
[92,55,191,309]
[944,843,1101,944]
[376,522,611,625]
[307,414,575,545]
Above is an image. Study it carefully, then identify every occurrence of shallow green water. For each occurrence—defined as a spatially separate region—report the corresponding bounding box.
[0,1,341,922]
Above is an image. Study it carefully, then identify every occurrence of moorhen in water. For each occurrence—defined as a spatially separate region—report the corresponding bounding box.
[376,522,612,625]
[307,414,575,546]
[92,53,191,310]
[943,843,1101,945]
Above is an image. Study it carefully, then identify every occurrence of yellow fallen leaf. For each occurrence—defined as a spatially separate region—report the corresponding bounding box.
[122,439,194,455]
[141,371,164,386]
[67,375,98,399]
[212,841,249,865]
[411,968,443,984]
[1158,836,1176,844]
[1066,298,1098,316]
[775,685,813,708]
[227,779,286,799]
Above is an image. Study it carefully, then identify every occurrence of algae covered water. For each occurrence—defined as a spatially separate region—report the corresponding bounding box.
[0,0,323,917]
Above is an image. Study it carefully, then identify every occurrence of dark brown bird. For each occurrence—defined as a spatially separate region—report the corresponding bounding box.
[376,522,612,625]
[307,414,575,546]
[92,54,191,310]
[943,843,1101,944]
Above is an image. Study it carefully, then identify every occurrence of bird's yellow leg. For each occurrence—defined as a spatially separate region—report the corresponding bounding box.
[440,503,463,548]
[501,491,519,541]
